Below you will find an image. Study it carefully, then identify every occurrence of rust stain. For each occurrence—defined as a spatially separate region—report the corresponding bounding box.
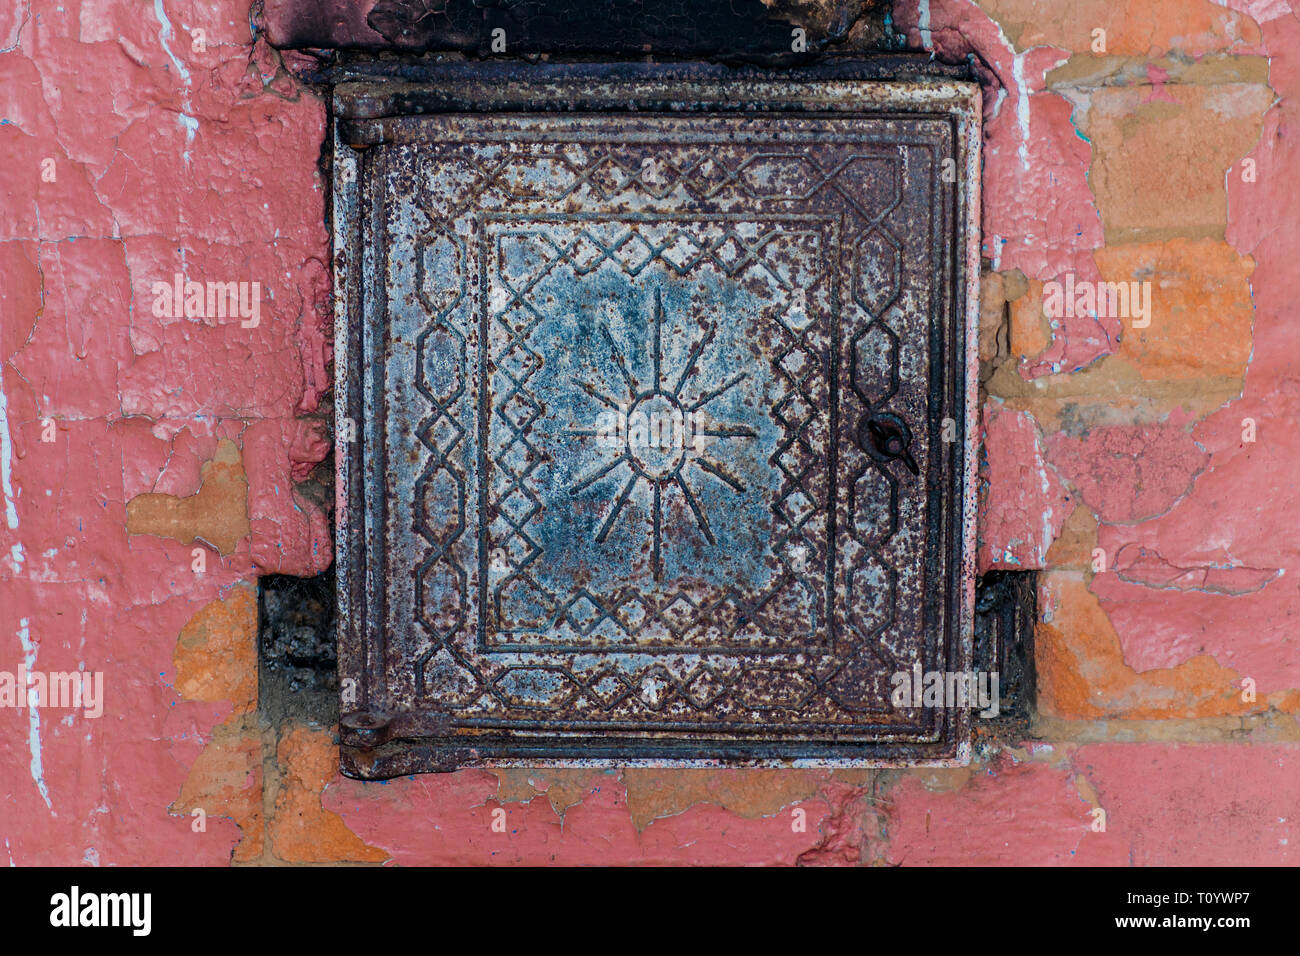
[758,0,877,36]
[127,438,251,555]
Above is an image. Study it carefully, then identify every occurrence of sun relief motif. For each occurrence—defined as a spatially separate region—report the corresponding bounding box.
[568,288,757,580]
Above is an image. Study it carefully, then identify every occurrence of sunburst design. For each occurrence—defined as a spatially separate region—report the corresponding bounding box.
[568,289,756,581]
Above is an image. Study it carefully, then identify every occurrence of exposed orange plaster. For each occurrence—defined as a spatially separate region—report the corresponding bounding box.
[126,438,250,555]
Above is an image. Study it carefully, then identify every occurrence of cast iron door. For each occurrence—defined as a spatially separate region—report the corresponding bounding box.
[334,74,980,775]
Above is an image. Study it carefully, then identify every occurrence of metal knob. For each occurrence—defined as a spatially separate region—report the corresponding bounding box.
[858,412,919,476]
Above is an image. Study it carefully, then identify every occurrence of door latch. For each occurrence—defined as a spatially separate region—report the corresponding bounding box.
[859,412,919,476]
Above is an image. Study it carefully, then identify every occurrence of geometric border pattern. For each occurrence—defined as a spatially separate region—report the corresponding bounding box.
[334,77,981,774]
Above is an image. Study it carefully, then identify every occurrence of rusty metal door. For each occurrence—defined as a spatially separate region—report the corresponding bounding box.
[334,69,980,775]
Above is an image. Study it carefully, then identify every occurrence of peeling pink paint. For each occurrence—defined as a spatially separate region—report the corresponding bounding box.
[1082,5,1300,692]
[885,746,1298,865]
[1070,744,1298,865]
[0,0,327,863]
[1090,571,1298,685]
[1,0,1298,866]
[894,0,1106,302]
[1142,64,1179,104]
[883,756,1128,865]
[325,771,833,866]
[979,404,1068,571]
[1047,425,1209,525]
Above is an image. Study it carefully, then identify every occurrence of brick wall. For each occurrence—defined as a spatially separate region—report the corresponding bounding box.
[0,0,1295,865]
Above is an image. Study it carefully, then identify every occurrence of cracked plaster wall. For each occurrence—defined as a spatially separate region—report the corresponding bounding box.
[1,0,1298,865]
